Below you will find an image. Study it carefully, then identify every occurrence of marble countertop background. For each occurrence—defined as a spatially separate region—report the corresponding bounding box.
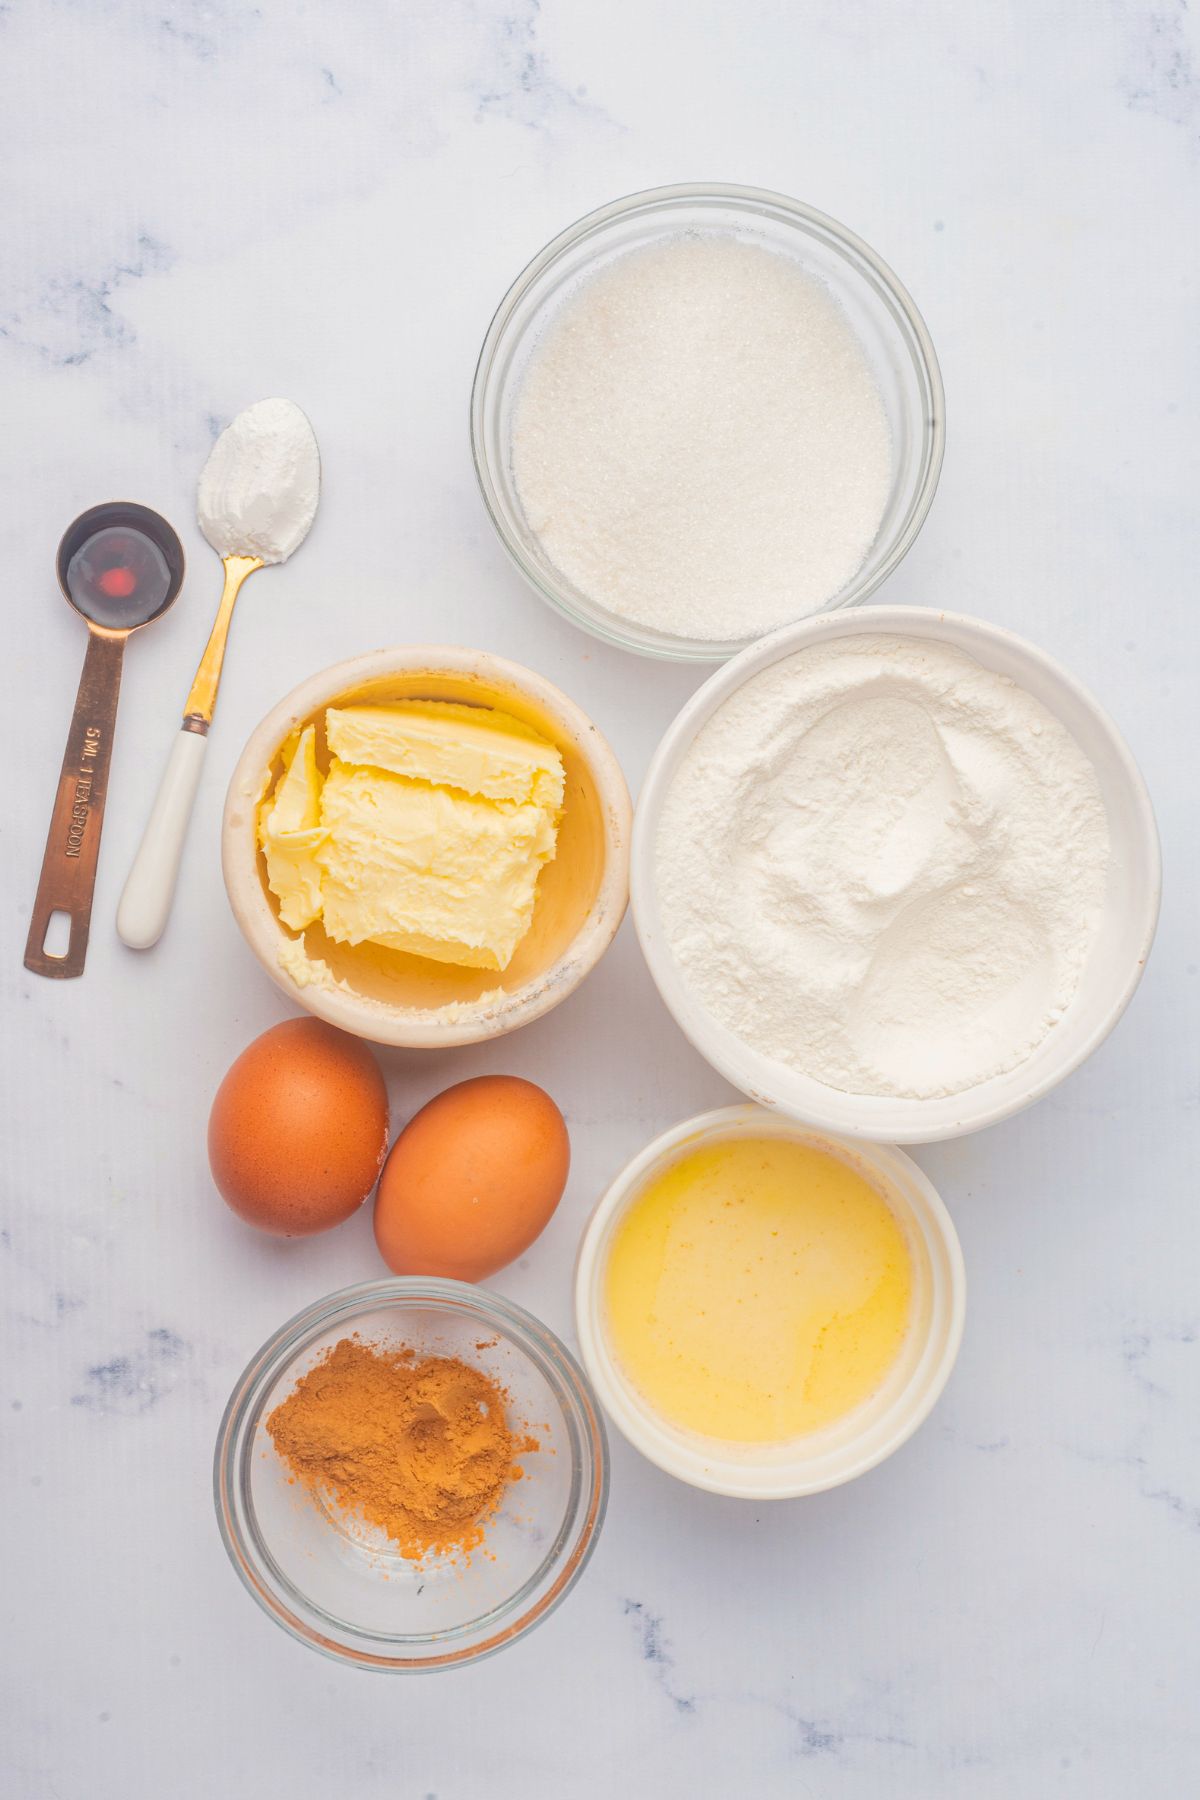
[2,3,1197,1795]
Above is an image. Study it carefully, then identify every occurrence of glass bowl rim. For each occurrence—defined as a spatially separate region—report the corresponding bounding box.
[470,180,947,662]
[213,1277,610,1672]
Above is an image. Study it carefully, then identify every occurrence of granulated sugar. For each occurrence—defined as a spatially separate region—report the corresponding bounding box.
[511,233,892,642]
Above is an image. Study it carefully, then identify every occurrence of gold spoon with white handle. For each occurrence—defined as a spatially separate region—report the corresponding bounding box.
[117,400,320,950]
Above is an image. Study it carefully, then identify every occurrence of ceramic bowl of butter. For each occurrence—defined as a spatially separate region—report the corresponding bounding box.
[222,646,632,1047]
[575,1106,964,1498]
[633,606,1161,1143]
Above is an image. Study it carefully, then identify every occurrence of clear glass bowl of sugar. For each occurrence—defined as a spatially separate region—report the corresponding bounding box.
[471,183,945,662]
[214,1280,609,1670]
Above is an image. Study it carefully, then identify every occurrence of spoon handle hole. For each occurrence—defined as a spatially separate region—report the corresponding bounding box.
[41,910,72,959]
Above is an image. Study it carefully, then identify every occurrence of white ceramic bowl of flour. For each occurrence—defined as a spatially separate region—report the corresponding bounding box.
[634,608,1161,1142]
[472,184,944,661]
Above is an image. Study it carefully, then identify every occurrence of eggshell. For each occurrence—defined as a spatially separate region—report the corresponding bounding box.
[209,1018,389,1237]
[374,1075,569,1280]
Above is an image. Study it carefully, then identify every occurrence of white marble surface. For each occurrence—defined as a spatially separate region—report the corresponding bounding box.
[3,2,1198,1795]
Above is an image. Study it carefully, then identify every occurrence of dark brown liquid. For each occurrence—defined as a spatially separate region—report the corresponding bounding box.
[65,526,173,629]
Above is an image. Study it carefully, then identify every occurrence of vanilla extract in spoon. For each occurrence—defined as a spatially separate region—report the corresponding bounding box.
[25,503,185,978]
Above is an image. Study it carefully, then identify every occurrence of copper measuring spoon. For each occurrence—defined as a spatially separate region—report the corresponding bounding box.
[24,503,185,979]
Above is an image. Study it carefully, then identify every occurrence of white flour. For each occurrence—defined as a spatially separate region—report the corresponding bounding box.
[655,635,1111,1100]
[199,397,321,564]
[511,234,891,642]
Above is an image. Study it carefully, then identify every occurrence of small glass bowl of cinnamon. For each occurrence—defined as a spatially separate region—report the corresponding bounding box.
[215,1280,609,1670]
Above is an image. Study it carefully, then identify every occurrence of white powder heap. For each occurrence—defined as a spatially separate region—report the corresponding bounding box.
[511,234,892,642]
[199,398,320,565]
[655,635,1111,1100]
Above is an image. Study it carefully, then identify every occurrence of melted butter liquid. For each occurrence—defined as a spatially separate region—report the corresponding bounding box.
[604,1137,913,1444]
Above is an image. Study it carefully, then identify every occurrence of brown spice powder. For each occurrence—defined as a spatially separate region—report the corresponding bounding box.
[267,1337,536,1561]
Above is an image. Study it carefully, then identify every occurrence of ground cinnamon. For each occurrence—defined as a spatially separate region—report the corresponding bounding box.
[267,1337,535,1561]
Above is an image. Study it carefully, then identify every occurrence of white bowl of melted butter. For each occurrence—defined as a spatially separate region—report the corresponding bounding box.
[575,1106,965,1498]
[222,647,631,1047]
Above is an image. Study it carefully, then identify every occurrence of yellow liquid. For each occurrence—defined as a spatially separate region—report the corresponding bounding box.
[604,1137,913,1444]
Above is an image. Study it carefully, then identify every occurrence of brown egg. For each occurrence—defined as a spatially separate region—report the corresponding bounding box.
[209,1018,389,1237]
[374,1075,569,1281]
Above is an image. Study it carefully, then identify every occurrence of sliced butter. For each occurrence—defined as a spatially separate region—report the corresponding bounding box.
[326,702,565,812]
[257,701,566,973]
[257,726,327,929]
[316,761,558,971]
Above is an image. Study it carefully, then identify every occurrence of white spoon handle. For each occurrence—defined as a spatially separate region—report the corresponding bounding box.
[116,728,208,949]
